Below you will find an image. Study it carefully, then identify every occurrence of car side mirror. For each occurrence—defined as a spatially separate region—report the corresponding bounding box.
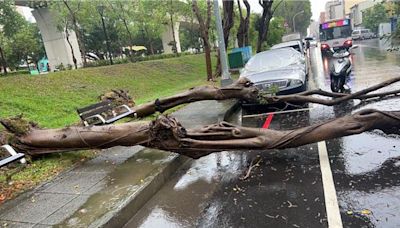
[350,45,358,50]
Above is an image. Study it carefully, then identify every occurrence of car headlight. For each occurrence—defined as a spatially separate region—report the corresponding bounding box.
[290,79,303,86]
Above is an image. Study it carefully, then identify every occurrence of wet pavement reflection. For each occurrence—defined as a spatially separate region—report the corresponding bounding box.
[125,39,400,228]
[317,38,400,228]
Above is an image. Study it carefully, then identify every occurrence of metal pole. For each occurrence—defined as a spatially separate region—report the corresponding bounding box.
[213,0,232,87]
[293,10,304,33]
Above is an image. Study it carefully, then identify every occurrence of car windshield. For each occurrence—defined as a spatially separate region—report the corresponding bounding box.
[352,31,360,35]
[320,26,352,41]
[243,48,302,73]
[290,45,301,52]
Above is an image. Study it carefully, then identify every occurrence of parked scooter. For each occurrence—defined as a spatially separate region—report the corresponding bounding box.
[329,46,358,93]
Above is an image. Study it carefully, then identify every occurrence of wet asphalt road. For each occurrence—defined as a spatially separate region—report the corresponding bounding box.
[124,39,400,228]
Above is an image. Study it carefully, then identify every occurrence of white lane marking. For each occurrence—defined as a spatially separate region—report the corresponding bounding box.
[318,141,343,228]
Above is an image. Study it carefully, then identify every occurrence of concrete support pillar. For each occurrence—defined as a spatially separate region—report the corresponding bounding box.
[161,22,181,54]
[31,8,82,70]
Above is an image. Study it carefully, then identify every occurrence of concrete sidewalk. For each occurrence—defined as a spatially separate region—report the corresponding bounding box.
[0,100,238,228]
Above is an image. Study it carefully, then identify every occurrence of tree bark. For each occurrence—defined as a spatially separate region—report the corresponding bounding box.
[214,50,221,77]
[222,1,234,48]
[192,0,214,81]
[0,45,8,75]
[237,0,250,47]
[203,42,213,81]
[256,0,273,53]
[0,118,150,155]
[63,0,87,67]
[117,1,135,55]
[169,0,179,54]
[65,19,78,69]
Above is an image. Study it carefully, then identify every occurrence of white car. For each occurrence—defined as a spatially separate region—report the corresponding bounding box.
[352,29,373,40]
[271,40,304,54]
[240,48,307,95]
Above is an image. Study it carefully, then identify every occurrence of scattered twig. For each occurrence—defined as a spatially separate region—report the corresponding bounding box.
[287,200,298,208]
[241,156,262,180]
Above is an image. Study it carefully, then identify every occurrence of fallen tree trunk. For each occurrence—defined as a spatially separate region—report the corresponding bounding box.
[0,117,150,155]
[2,76,400,158]
[1,109,399,159]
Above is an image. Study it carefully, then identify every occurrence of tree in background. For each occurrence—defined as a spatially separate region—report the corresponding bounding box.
[267,17,285,47]
[222,1,235,48]
[237,0,251,47]
[256,0,274,53]
[272,0,312,35]
[5,23,44,70]
[192,0,213,81]
[61,0,87,66]
[106,1,135,56]
[362,3,389,33]
[391,1,400,43]
[134,0,166,55]
[0,0,25,74]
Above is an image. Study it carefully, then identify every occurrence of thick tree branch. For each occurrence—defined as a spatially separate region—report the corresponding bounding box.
[262,76,400,106]
[132,77,258,117]
[149,109,400,158]
[127,76,400,119]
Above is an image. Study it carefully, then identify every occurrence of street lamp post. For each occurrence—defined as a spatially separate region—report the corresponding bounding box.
[292,10,305,33]
[97,5,113,65]
[213,0,232,87]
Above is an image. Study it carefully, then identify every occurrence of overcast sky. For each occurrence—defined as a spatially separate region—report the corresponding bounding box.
[247,0,328,21]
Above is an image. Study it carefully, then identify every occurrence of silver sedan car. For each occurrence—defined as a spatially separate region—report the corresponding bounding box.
[240,48,307,95]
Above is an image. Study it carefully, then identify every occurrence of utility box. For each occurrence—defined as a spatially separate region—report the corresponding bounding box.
[228,46,252,69]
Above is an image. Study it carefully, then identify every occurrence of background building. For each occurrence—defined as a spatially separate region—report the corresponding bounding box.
[325,0,345,20]
[319,12,326,23]
[344,0,365,15]
[350,0,381,28]
[308,20,320,39]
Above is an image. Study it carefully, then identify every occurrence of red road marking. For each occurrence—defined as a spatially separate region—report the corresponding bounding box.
[262,114,274,129]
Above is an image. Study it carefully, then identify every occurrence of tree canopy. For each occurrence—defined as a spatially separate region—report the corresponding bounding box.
[362,3,389,33]
[272,0,312,35]
[0,0,44,73]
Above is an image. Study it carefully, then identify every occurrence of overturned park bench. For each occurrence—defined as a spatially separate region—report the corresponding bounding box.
[0,144,26,168]
[77,100,136,126]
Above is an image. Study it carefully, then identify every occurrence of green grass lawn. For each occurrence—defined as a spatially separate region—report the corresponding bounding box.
[0,53,214,128]
[0,53,215,202]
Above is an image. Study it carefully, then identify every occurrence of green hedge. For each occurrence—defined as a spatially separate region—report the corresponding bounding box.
[85,52,195,68]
